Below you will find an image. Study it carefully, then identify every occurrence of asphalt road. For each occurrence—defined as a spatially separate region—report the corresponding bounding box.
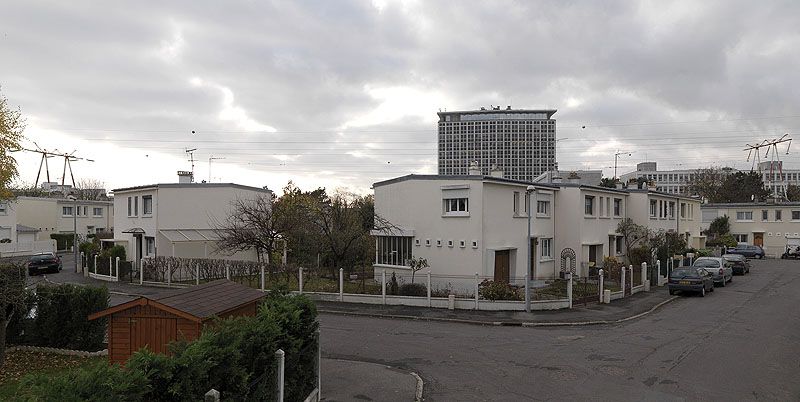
[320,259,800,401]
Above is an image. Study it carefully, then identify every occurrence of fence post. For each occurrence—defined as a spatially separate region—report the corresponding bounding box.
[139,260,144,285]
[642,262,649,291]
[276,349,285,402]
[204,389,220,402]
[656,260,662,286]
[567,273,573,309]
[621,267,626,297]
[598,269,604,303]
[93,255,97,275]
[167,263,172,287]
[108,256,112,276]
[524,274,530,313]
[225,265,230,280]
[78,252,83,273]
[629,265,634,291]
[260,264,265,291]
[195,264,200,286]
[317,329,322,401]
[474,273,479,310]
[381,270,386,305]
[339,268,344,301]
[426,270,432,308]
[115,257,120,281]
[299,267,304,294]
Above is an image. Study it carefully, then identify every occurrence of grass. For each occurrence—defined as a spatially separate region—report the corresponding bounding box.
[0,350,105,399]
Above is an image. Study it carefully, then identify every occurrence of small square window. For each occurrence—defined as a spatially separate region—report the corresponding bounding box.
[447,240,454,248]
[436,239,442,247]
[768,232,773,236]
[425,239,431,247]
[459,240,466,248]
[415,239,420,246]
[472,240,478,249]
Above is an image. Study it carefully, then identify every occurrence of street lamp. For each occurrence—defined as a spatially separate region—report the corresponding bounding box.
[525,185,536,313]
[66,195,78,273]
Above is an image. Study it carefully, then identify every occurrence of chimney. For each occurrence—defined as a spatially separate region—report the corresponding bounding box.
[615,182,624,190]
[647,180,657,191]
[177,170,194,184]
[468,161,481,176]
[489,164,504,178]
[567,171,581,184]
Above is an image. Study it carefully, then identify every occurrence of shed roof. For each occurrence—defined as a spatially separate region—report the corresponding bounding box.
[88,279,265,322]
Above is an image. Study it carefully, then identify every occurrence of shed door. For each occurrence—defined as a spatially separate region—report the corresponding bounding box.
[130,317,178,356]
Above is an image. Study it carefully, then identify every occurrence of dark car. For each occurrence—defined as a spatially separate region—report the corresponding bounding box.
[27,252,62,275]
[668,267,715,297]
[726,244,765,259]
[722,254,750,275]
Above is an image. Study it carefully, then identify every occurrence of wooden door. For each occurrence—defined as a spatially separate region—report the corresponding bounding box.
[494,250,510,283]
[130,317,178,356]
[754,233,764,247]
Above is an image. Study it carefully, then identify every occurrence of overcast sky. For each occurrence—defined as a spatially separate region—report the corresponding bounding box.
[1,0,799,194]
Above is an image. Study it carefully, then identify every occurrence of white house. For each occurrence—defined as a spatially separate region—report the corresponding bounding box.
[701,202,800,257]
[372,175,557,290]
[14,196,114,239]
[627,189,705,249]
[0,199,57,256]
[112,176,272,267]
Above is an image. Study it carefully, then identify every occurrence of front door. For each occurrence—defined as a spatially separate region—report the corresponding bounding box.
[494,250,510,283]
[754,233,764,247]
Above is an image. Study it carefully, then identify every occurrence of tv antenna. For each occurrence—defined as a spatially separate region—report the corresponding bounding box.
[185,148,197,182]
[208,155,225,183]
[613,150,632,181]
[744,134,792,199]
[11,143,94,188]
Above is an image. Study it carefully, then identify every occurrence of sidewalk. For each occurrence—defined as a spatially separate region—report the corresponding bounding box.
[315,289,677,326]
[321,358,420,402]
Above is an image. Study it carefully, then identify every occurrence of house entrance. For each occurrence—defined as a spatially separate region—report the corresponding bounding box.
[494,250,510,283]
[754,233,764,247]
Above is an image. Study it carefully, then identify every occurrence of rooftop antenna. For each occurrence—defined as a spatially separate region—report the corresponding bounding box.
[11,143,94,188]
[208,155,225,183]
[185,148,197,182]
[744,134,792,199]
[613,150,632,181]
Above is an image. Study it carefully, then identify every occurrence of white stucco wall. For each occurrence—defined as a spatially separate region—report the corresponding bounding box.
[701,203,800,256]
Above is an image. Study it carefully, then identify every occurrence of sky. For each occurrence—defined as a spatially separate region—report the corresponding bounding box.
[1,0,799,195]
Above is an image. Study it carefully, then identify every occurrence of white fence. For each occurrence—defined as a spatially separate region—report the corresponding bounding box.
[0,240,56,257]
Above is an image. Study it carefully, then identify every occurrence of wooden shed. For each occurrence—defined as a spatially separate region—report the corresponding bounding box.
[89,279,265,364]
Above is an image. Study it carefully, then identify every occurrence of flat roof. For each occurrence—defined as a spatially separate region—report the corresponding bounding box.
[112,183,272,194]
[373,174,559,189]
[438,108,557,120]
[702,202,800,208]
[626,188,702,202]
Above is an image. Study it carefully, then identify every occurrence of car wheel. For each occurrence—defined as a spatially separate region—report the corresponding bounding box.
[669,289,675,295]
[709,282,715,292]
[720,279,726,287]
[700,287,706,297]
[756,254,762,259]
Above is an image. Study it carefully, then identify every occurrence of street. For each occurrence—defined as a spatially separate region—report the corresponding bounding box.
[320,259,800,401]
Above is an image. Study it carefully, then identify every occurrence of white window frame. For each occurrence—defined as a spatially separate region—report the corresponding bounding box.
[145,237,155,256]
[536,200,550,216]
[540,238,552,260]
[736,211,753,221]
[613,198,622,217]
[143,195,153,216]
[62,206,74,217]
[792,210,800,221]
[93,207,103,217]
[649,200,657,218]
[584,196,595,216]
[443,198,469,216]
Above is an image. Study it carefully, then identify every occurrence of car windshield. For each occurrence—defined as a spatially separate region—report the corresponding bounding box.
[30,255,53,262]
[670,268,698,278]
[722,254,744,261]
[693,259,719,268]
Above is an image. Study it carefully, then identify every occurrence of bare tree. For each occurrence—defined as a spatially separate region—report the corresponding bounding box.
[75,178,108,200]
[0,264,27,369]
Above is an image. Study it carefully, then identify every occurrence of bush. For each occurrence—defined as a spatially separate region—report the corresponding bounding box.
[101,245,127,261]
[15,360,149,401]
[27,284,109,351]
[50,233,75,250]
[79,240,100,255]
[478,280,522,301]
[398,283,427,297]
[627,246,651,267]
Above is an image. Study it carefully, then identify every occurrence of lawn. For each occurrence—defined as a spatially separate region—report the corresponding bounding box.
[0,350,105,399]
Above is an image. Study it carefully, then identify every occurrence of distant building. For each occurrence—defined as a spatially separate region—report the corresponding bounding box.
[533,170,603,186]
[701,202,800,257]
[437,107,557,182]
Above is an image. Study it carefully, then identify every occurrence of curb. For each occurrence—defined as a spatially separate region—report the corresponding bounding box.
[318,296,679,327]
[410,372,424,401]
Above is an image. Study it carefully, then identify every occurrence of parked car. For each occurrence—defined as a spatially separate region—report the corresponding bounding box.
[726,244,765,259]
[692,256,733,287]
[27,252,62,275]
[668,267,715,297]
[722,254,750,275]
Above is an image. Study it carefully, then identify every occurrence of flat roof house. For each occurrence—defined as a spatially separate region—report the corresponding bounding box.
[701,202,800,257]
[112,174,272,268]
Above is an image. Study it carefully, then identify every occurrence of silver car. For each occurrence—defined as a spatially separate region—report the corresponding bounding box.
[692,257,733,287]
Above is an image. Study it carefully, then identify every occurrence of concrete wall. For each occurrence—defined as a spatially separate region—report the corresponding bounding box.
[14,197,113,239]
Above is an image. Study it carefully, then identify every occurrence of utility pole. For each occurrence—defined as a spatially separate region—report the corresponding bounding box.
[185,148,197,182]
[745,134,792,200]
[10,144,94,188]
[613,150,632,181]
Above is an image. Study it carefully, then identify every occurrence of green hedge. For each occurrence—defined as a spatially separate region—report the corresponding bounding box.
[15,292,319,401]
[50,233,75,250]
[26,284,109,351]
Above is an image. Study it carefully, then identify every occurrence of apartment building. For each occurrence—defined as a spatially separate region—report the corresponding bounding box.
[13,196,114,238]
[112,176,272,267]
[437,107,557,181]
[701,202,800,256]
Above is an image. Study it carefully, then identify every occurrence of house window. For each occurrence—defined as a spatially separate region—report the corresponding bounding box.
[414,239,420,246]
[615,236,623,255]
[145,237,155,256]
[537,200,550,216]
[513,191,520,215]
[680,203,686,219]
[436,239,442,247]
[584,196,595,216]
[127,197,132,216]
[93,207,103,217]
[649,200,657,217]
[0,203,7,215]
[459,240,466,248]
[792,211,800,221]
[143,195,153,215]
[762,210,768,221]
[540,238,552,259]
[443,198,469,215]
[733,234,748,243]
[668,202,675,219]
[375,236,413,266]
[62,206,74,217]
[472,240,478,249]
[134,196,139,216]
[776,210,783,221]
[736,211,753,221]
[524,192,530,214]
[425,239,431,247]
[447,240,454,247]
[613,198,622,217]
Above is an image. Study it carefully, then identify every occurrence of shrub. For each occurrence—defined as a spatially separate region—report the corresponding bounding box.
[100,245,127,261]
[15,360,149,401]
[627,246,651,267]
[28,284,109,351]
[602,256,625,277]
[387,272,399,295]
[398,283,427,297]
[478,280,522,301]
[50,233,74,250]
[79,240,100,255]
